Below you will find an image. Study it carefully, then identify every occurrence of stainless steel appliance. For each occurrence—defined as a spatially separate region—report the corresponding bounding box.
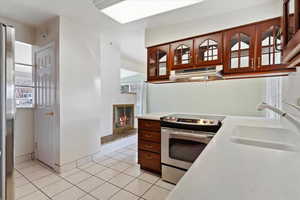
[0,23,15,200]
[161,114,225,184]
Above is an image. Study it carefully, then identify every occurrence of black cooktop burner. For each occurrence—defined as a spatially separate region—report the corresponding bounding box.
[160,114,225,133]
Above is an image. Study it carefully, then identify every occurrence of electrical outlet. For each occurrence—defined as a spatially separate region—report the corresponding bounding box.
[297,98,300,106]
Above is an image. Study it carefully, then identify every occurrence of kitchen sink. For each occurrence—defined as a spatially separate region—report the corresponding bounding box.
[231,125,299,151]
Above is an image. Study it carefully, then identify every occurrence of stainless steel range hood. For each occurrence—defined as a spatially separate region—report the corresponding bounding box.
[169,65,223,82]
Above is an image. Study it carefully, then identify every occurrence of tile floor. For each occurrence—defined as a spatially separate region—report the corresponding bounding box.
[14,143,175,200]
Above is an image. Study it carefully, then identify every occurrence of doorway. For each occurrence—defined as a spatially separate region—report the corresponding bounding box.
[34,42,58,169]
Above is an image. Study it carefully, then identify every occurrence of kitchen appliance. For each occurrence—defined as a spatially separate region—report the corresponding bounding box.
[161,114,225,184]
[169,65,223,82]
[0,23,15,200]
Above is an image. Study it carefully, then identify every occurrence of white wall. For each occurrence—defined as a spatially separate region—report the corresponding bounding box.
[59,17,102,165]
[282,69,300,132]
[0,16,36,44]
[15,109,34,157]
[145,1,281,47]
[100,34,136,137]
[147,78,266,117]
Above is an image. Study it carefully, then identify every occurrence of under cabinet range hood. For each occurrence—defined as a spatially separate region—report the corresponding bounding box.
[169,65,223,82]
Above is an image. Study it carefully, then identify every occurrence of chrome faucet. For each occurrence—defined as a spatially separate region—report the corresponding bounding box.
[257,102,300,130]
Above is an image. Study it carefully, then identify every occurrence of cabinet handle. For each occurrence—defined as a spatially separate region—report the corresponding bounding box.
[144,134,152,138]
[251,58,255,68]
[145,144,153,149]
[257,57,261,68]
[145,123,152,128]
[145,154,153,159]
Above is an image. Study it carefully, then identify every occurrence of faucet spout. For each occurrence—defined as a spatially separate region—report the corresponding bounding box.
[257,102,286,116]
[257,102,300,131]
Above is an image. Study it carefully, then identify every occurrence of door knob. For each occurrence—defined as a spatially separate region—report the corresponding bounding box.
[45,112,54,116]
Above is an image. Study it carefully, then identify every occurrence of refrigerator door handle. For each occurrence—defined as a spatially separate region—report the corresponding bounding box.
[0,23,7,200]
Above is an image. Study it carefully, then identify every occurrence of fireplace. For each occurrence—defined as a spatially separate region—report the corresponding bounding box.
[113,104,134,134]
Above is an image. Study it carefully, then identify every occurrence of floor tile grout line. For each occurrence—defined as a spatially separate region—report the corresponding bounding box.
[16,145,172,200]
[15,146,135,199]
[15,168,53,200]
[76,165,140,199]
[76,160,167,200]
[75,163,153,200]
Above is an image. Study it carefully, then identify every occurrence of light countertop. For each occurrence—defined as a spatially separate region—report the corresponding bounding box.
[167,116,300,200]
[136,113,170,120]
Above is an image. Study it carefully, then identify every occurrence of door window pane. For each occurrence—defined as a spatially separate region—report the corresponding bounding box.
[16,87,34,108]
[15,64,33,86]
[15,41,32,65]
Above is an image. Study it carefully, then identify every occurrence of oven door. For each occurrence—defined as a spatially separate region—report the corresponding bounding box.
[161,127,212,170]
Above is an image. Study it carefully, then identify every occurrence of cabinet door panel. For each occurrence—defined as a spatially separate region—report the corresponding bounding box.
[157,45,170,79]
[194,33,222,66]
[224,26,256,74]
[256,18,286,71]
[147,47,158,81]
[147,45,170,81]
[170,39,194,69]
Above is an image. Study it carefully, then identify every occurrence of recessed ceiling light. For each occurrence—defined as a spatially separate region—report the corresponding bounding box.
[101,0,205,24]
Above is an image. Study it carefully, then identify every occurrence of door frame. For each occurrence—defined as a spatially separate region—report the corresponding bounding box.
[34,42,60,170]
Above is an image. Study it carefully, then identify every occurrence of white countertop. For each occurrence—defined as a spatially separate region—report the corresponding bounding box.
[167,116,300,200]
[136,113,170,120]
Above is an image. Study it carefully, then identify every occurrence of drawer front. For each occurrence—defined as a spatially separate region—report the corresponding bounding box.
[139,130,161,143]
[138,119,161,131]
[138,150,161,173]
[139,140,161,153]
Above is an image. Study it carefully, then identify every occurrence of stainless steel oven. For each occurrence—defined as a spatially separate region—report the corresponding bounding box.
[161,114,224,184]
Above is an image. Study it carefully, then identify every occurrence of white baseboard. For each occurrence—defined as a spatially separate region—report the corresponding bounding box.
[56,134,137,173]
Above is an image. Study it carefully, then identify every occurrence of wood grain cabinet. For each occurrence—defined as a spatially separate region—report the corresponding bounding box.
[147,45,170,82]
[256,18,285,71]
[170,39,194,70]
[194,33,223,67]
[147,17,295,82]
[224,26,256,74]
[282,0,300,67]
[224,18,288,75]
[138,119,161,174]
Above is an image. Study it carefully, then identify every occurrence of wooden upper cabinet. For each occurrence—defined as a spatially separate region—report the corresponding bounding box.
[147,45,170,81]
[170,39,194,70]
[194,33,223,66]
[256,18,285,71]
[224,26,256,74]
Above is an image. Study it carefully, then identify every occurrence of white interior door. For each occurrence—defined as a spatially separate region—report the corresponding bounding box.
[35,43,56,168]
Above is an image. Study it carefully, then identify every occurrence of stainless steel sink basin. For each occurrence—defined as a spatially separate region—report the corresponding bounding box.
[231,125,299,151]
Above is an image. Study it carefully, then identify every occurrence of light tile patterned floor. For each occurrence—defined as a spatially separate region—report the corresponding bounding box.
[14,143,175,200]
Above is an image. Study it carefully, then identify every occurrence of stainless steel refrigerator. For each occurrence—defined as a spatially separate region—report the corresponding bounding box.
[0,23,15,200]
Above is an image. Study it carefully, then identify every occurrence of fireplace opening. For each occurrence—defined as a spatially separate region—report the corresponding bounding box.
[113,104,134,134]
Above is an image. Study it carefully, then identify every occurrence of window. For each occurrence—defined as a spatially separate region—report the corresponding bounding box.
[15,41,34,108]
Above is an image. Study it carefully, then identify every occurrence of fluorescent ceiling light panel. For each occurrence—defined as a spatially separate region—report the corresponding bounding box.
[101,0,204,24]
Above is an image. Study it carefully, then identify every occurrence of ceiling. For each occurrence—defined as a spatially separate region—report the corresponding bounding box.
[0,0,277,71]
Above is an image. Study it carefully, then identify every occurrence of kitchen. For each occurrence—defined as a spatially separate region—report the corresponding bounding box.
[0,0,300,200]
[136,0,300,199]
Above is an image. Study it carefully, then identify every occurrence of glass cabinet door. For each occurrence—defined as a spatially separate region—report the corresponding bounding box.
[157,45,169,78]
[147,45,170,81]
[171,40,193,69]
[147,48,157,81]
[194,33,222,66]
[224,26,256,73]
[257,18,285,71]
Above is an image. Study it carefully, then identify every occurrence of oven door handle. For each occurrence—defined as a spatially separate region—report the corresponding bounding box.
[169,131,213,142]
